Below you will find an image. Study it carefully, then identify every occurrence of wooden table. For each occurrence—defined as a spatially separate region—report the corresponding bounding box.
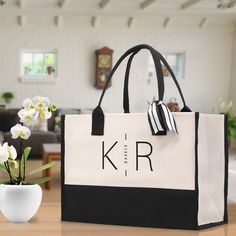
[0,203,236,236]
[42,143,61,190]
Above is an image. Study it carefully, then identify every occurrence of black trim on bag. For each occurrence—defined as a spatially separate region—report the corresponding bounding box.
[224,114,229,223]
[195,113,228,228]
[198,221,226,230]
[61,115,65,221]
[195,112,199,226]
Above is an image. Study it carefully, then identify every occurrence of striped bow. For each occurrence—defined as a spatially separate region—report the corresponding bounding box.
[147,100,178,135]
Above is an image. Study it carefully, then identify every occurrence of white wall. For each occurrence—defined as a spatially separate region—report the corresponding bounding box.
[0,27,234,113]
[230,31,236,113]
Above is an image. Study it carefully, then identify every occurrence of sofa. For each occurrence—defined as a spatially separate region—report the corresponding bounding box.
[0,108,60,159]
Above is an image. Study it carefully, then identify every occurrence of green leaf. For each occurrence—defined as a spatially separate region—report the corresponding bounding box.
[0,179,10,184]
[0,163,8,173]
[230,128,236,139]
[0,163,18,177]
[20,147,32,176]
[226,113,236,140]
[26,161,55,177]
[29,177,51,184]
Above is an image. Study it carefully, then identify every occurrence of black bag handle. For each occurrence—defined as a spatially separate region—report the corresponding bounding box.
[123,49,190,113]
[92,44,165,135]
[92,44,190,135]
[97,44,165,107]
[123,49,141,113]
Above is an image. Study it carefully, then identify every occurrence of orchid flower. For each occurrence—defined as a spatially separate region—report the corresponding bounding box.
[22,98,34,110]
[213,98,233,114]
[0,143,9,164]
[18,108,39,126]
[3,142,17,160]
[32,96,50,108]
[10,124,31,140]
[0,96,57,185]
[0,142,17,164]
[19,96,56,125]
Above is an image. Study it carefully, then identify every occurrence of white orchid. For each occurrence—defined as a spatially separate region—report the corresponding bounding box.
[32,96,53,120]
[213,98,233,114]
[10,124,31,140]
[0,143,9,164]
[22,96,50,110]
[0,96,56,185]
[32,96,50,108]
[3,142,17,160]
[0,142,17,164]
[19,96,56,125]
[22,98,34,110]
[18,108,39,126]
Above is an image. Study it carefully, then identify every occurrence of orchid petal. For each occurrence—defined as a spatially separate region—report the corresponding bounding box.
[10,124,31,140]
[22,98,33,109]
[0,144,9,164]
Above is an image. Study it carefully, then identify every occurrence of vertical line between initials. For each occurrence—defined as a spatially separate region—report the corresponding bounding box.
[125,170,127,177]
[125,133,127,140]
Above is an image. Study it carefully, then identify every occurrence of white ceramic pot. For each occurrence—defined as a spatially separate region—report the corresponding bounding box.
[0,184,42,223]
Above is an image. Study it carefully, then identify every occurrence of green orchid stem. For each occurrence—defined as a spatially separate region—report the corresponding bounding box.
[4,162,13,184]
[19,138,23,181]
[23,150,26,181]
[7,162,18,184]
[4,162,18,184]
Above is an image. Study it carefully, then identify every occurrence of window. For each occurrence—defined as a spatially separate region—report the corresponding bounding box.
[148,52,185,80]
[20,50,57,83]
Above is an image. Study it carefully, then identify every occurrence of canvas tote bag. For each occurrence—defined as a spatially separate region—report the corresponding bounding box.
[61,44,228,230]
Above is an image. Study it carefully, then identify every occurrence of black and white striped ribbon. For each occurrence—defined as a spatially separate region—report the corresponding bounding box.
[147,100,178,135]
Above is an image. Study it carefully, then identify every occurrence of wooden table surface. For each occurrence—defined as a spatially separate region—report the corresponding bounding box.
[0,203,236,236]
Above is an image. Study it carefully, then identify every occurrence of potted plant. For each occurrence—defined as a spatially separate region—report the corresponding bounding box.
[46,66,55,75]
[213,98,236,147]
[2,92,14,104]
[0,96,56,223]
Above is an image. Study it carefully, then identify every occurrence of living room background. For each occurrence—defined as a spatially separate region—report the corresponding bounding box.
[0,27,235,113]
[1,0,236,234]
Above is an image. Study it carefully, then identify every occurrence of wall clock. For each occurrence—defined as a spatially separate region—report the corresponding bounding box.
[95,47,113,89]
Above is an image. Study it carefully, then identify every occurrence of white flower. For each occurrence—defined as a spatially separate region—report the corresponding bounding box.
[18,96,56,126]
[0,143,9,164]
[219,100,226,111]
[10,124,31,140]
[3,142,17,160]
[18,108,39,126]
[226,100,233,112]
[39,109,52,120]
[32,96,53,121]
[22,98,34,110]
[213,97,233,114]
[32,96,50,109]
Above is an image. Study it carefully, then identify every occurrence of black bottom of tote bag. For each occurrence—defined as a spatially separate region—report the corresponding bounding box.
[61,185,199,230]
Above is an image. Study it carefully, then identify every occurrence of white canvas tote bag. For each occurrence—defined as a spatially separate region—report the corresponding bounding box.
[61,44,228,230]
